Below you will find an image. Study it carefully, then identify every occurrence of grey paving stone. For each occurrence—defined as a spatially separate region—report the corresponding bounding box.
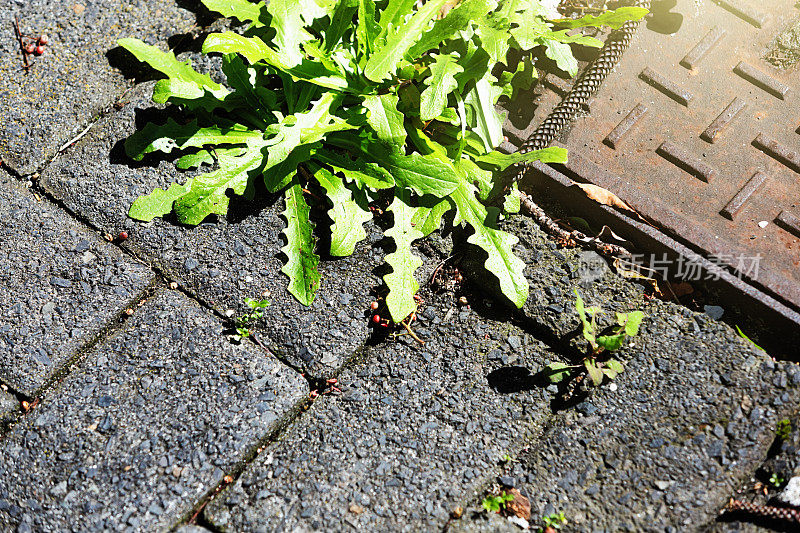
[0,0,199,175]
[40,82,380,378]
[0,389,17,425]
[0,290,308,533]
[450,217,800,531]
[204,289,556,532]
[0,170,154,397]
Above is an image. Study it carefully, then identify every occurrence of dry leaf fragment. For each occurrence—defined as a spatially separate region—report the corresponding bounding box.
[575,183,635,213]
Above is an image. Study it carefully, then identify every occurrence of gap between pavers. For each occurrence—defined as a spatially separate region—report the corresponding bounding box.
[0,289,308,532]
[203,287,558,532]
[0,0,202,176]
[0,169,155,397]
[39,81,382,379]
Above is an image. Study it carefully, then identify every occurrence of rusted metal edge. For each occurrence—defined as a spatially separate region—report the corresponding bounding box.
[524,160,800,358]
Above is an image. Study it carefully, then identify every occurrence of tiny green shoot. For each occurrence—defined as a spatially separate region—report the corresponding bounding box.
[234,297,271,338]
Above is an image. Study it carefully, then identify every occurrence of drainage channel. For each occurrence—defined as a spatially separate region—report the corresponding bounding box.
[512,0,800,356]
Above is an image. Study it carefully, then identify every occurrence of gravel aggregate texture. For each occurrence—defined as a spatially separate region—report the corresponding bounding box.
[0,170,154,396]
[0,290,308,532]
[40,82,379,378]
[204,285,557,532]
[0,0,199,175]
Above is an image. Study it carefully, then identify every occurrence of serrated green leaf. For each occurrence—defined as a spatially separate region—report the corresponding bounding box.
[585,359,603,386]
[498,58,536,100]
[281,181,321,305]
[476,146,568,170]
[266,0,313,67]
[357,0,380,60]
[203,33,350,91]
[325,0,358,52]
[451,179,527,307]
[314,149,395,190]
[363,94,407,147]
[407,0,498,59]
[201,0,265,23]
[474,16,511,64]
[384,191,424,322]
[128,182,191,222]
[119,38,221,90]
[420,53,463,121]
[177,147,247,169]
[464,76,504,151]
[310,163,372,256]
[172,145,266,224]
[553,6,649,29]
[503,183,521,214]
[410,196,450,237]
[364,0,448,82]
[124,119,262,161]
[222,54,277,115]
[377,0,415,35]
[574,289,596,346]
[379,151,459,197]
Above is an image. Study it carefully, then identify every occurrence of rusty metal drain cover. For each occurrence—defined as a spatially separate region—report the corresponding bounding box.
[531,0,800,316]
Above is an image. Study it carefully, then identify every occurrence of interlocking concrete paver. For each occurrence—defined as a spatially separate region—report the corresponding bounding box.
[204,288,555,532]
[0,0,198,175]
[0,170,154,397]
[40,82,379,378]
[451,217,800,531]
[0,290,308,532]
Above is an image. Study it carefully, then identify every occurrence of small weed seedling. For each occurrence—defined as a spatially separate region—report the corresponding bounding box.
[233,297,270,339]
[776,419,792,441]
[769,472,786,489]
[545,290,644,387]
[482,491,514,513]
[537,510,567,532]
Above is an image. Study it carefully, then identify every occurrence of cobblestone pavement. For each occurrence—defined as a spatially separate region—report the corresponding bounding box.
[1,1,799,532]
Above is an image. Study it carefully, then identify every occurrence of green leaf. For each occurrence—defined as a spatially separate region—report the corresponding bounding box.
[735,325,765,352]
[585,359,604,386]
[606,358,625,374]
[420,53,463,121]
[552,6,649,29]
[544,39,578,77]
[266,0,313,67]
[314,149,395,190]
[124,119,262,161]
[173,145,267,224]
[201,0,265,23]
[203,33,350,91]
[464,76,504,151]
[596,333,625,352]
[151,79,231,110]
[245,297,271,310]
[502,184,521,214]
[222,54,276,115]
[377,0,416,35]
[622,310,644,337]
[475,146,568,170]
[364,0,448,82]
[357,0,380,60]
[281,181,321,305]
[451,179,528,307]
[544,362,572,384]
[474,16,511,64]
[383,191,424,322]
[363,94,407,147]
[407,0,498,59]
[410,197,450,237]
[128,182,191,222]
[118,38,221,90]
[498,58,537,100]
[574,289,596,346]
[378,151,459,197]
[310,163,372,256]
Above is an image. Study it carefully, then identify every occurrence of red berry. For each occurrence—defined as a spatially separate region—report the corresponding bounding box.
[34,45,45,56]
[371,314,381,324]
[118,231,129,241]
[25,43,35,54]
[38,34,49,45]
[370,301,379,311]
